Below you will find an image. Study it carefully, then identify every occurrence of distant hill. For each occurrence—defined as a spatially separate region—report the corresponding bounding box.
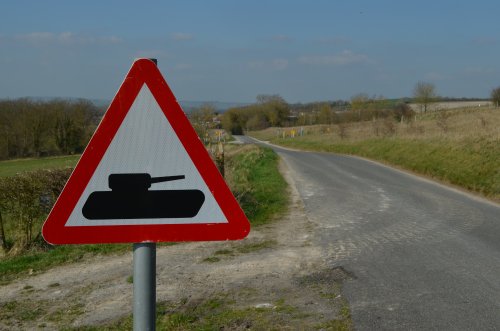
[177,101,251,113]
[4,97,250,114]
[90,99,252,113]
[86,99,251,113]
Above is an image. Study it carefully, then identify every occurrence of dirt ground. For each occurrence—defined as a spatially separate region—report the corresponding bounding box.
[0,161,351,330]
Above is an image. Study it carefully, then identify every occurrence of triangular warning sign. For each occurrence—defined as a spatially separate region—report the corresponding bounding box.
[42,59,250,244]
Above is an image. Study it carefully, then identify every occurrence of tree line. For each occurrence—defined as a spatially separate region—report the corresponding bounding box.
[217,82,500,134]
[220,95,291,134]
[413,81,500,111]
[2,82,498,160]
[219,94,416,134]
[0,98,101,160]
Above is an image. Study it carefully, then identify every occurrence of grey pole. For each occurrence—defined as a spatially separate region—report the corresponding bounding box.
[133,57,158,331]
[133,243,156,331]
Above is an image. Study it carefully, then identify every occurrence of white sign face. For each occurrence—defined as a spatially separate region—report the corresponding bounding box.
[65,84,227,226]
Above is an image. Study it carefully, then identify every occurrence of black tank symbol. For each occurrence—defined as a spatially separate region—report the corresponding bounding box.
[82,173,205,219]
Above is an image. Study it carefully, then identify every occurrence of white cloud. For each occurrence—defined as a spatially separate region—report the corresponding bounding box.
[135,50,170,60]
[247,61,263,69]
[317,36,350,45]
[171,32,194,41]
[16,32,54,43]
[247,58,288,71]
[13,32,122,45]
[471,37,499,46]
[298,50,372,66]
[272,58,289,70]
[270,35,292,42]
[463,67,497,75]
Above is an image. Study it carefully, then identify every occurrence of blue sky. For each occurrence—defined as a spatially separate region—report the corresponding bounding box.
[1,0,499,103]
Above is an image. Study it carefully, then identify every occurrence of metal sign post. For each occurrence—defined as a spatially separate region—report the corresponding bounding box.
[133,242,156,331]
[133,58,158,331]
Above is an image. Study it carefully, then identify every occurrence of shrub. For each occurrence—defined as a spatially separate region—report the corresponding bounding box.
[436,111,450,132]
[0,168,72,254]
[338,123,348,140]
[393,103,415,123]
[372,118,396,137]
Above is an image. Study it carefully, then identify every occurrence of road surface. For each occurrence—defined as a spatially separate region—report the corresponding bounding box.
[236,135,500,330]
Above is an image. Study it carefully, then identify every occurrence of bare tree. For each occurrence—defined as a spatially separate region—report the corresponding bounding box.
[190,104,216,140]
[350,93,370,121]
[318,103,332,124]
[350,93,370,112]
[491,87,500,107]
[413,81,436,112]
[256,94,290,127]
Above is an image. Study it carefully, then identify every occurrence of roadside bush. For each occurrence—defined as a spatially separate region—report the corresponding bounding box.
[372,118,397,137]
[393,103,415,123]
[0,168,72,254]
[436,111,451,132]
[407,122,425,135]
[338,123,348,140]
[221,95,290,134]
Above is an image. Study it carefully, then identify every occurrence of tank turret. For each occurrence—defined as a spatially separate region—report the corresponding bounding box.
[108,173,185,191]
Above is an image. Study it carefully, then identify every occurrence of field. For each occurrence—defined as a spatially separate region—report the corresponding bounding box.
[0,155,80,177]
[250,106,500,201]
[409,100,492,111]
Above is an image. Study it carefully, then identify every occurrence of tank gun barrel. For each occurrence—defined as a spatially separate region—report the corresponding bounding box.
[108,173,185,191]
[150,175,185,183]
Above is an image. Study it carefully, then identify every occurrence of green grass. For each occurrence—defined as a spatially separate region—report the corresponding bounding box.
[251,106,500,202]
[214,249,233,255]
[0,298,85,328]
[68,294,352,331]
[202,240,277,263]
[251,107,500,201]
[259,136,500,199]
[202,256,221,263]
[0,154,80,177]
[227,146,288,226]
[236,239,277,253]
[0,299,49,323]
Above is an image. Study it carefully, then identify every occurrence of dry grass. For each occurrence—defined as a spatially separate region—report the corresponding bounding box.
[257,106,499,143]
[250,106,500,200]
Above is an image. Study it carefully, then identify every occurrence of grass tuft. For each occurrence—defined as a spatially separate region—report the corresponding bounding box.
[202,256,221,263]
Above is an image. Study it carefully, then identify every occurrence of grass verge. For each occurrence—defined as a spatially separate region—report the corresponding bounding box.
[250,106,500,201]
[260,137,499,199]
[225,145,288,226]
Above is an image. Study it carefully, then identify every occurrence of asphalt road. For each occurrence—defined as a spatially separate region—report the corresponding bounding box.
[235,135,500,330]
